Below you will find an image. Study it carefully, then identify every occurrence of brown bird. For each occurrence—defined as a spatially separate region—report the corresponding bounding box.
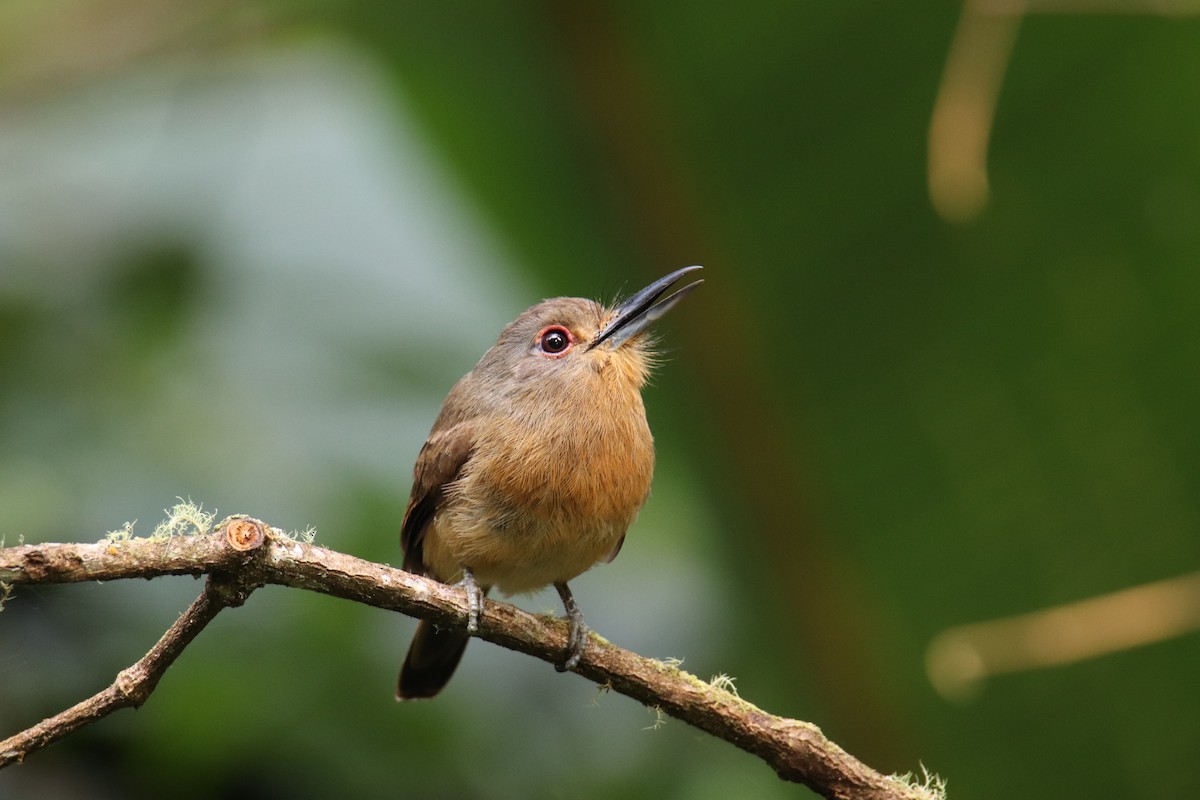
[397,266,702,699]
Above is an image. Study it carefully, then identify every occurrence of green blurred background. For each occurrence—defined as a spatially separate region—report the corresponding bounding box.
[3,2,1200,798]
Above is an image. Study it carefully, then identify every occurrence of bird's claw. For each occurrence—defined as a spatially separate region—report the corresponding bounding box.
[559,616,589,672]
[457,568,483,634]
[554,582,588,672]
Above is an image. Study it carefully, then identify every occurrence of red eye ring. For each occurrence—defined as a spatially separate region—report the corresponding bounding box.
[536,325,574,357]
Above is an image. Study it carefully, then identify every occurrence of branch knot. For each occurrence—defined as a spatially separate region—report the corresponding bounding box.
[223,518,266,552]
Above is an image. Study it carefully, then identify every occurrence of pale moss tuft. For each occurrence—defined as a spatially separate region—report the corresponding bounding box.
[105,520,138,542]
[151,499,215,540]
[709,673,740,698]
[890,763,947,800]
[649,656,685,676]
[281,525,317,544]
[643,705,667,731]
[587,680,613,707]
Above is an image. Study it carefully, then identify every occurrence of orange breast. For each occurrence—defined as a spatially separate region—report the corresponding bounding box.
[426,385,655,593]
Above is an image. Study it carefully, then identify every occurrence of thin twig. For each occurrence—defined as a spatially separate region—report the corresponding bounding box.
[0,519,940,800]
[0,571,253,767]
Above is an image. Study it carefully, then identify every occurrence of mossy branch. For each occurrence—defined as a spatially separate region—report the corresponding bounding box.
[0,513,943,800]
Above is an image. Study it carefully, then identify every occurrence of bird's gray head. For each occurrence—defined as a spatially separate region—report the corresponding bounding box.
[477,267,703,394]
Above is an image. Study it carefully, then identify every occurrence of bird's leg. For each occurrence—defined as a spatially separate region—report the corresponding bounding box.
[456,567,483,634]
[554,581,589,672]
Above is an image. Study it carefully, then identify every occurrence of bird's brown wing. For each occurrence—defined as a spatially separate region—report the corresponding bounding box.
[401,421,476,575]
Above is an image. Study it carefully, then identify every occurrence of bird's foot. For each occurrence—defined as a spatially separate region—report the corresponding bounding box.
[554,582,589,672]
[457,568,483,634]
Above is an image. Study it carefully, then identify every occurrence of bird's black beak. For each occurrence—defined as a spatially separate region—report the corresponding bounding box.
[591,265,703,350]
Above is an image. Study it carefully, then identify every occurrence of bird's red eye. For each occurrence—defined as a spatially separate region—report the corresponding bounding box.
[537,325,573,357]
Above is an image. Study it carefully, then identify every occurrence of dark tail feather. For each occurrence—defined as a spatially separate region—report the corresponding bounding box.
[397,621,470,700]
